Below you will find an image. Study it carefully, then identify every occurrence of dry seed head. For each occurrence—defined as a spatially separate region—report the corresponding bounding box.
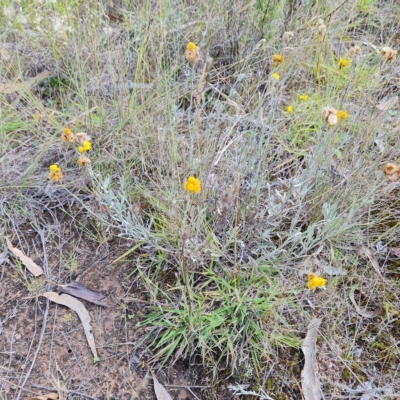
[77,154,91,167]
[132,202,141,215]
[282,31,294,42]
[316,18,326,36]
[381,47,397,63]
[327,114,338,126]
[75,132,91,144]
[49,169,63,182]
[321,106,338,125]
[272,54,284,66]
[383,163,400,181]
[349,44,361,57]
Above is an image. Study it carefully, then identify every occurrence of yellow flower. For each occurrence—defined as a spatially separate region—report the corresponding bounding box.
[61,127,75,143]
[307,274,326,290]
[286,105,293,113]
[49,165,63,182]
[272,54,284,66]
[184,42,200,63]
[83,140,91,151]
[77,154,91,167]
[299,95,308,101]
[49,164,60,172]
[337,110,348,121]
[271,73,280,81]
[184,176,201,193]
[338,58,349,69]
[78,140,92,153]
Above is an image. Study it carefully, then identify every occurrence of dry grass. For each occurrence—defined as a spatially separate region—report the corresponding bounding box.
[1,0,400,398]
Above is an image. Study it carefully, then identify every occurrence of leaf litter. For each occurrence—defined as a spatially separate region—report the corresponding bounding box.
[60,281,110,307]
[40,292,98,359]
[6,237,44,277]
[151,372,173,400]
[28,393,58,400]
[301,318,322,400]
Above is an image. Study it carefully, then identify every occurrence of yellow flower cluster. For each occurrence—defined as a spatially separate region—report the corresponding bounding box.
[62,127,75,143]
[78,140,92,153]
[184,42,200,63]
[307,274,326,290]
[49,164,63,182]
[60,127,92,170]
[286,105,293,113]
[184,176,201,193]
[299,95,308,101]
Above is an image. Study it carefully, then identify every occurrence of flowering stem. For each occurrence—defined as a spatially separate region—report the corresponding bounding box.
[233,175,241,285]
[181,197,193,318]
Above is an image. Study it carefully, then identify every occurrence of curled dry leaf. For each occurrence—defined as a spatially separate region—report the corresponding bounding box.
[301,318,322,400]
[151,372,173,400]
[60,281,110,307]
[356,245,385,281]
[40,292,97,358]
[6,237,43,277]
[349,288,376,319]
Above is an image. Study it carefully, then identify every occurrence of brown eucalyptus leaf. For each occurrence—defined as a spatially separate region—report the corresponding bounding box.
[151,372,173,400]
[28,393,58,400]
[60,281,109,307]
[6,237,43,276]
[41,292,97,358]
[301,318,322,400]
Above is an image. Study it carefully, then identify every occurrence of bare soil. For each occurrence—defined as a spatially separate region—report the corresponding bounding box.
[0,208,235,400]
